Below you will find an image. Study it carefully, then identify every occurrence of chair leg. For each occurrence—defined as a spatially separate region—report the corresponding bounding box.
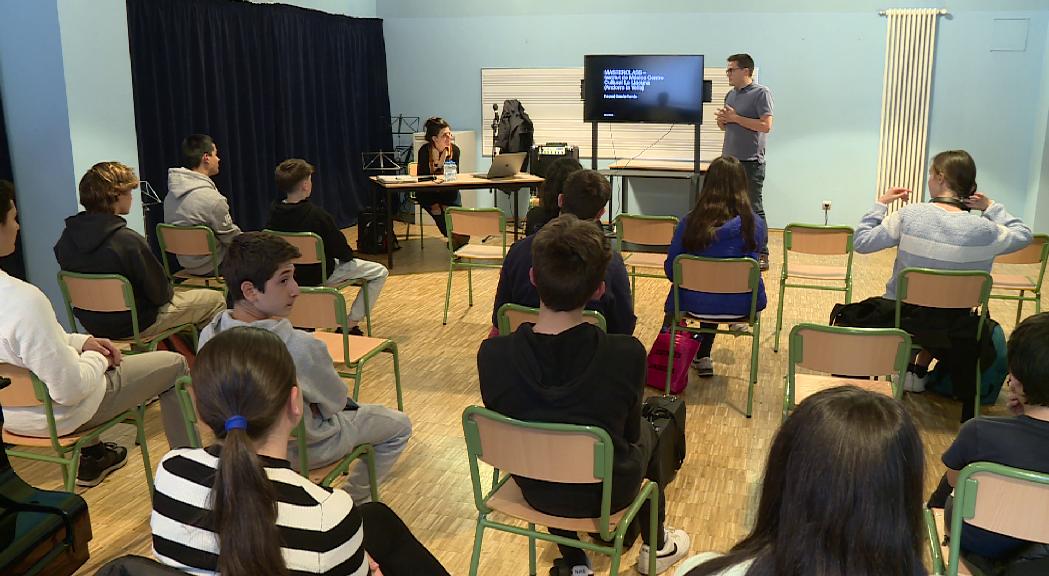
[443,261,454,325]
[362,445,380,503]
[665,323,678,395]
[974,364,983,419]
[135,406,154,493]
[65,445,83,492]
[646,486,659,576]
[845,278,853,304]
[773,276,786,353]
[630,268,637,308]
[747,319,761,418]
[388,344,404,411]
[353,368,364,402]
[467,268,474,307]
[1015,291,1025,325]
[469,520,486,576]
[528,523,537,576]
[362,281,372,337]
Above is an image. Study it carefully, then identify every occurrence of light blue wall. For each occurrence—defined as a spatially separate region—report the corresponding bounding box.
[380,1,1049,230]
[1029,19,1049,232]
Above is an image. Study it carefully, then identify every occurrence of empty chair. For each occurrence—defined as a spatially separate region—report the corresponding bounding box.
[443,208,507,325]
[989,234,1048,325]
[615,214,679,304]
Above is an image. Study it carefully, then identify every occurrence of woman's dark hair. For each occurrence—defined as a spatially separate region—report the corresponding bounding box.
[423,116,451,146]
[687,386,926,576]
[931,150,977,199]
[192,327,298,576]
[0,180,14,223]
[538,157,584,211]
[682,156,755,252]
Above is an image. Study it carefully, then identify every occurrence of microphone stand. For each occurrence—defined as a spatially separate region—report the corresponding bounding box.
[491,103,500,156]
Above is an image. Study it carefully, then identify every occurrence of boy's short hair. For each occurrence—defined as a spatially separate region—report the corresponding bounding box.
[1008,312,1049,406]
[79,162,139,213]
[181,134,215,169]
[531,214,611,311]
[561,170,611,221]
[275,159,315,195]
[221,232,301,304]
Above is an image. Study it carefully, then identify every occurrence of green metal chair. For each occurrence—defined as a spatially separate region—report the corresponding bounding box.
[782,323,910,421]
[989,234,1048,325]
[264,229,375,336]
[614,214,679,306]
[57,271,198,354]
[0,364,153,493]
[666,255,762,416]
[925,462,1049,576]
[462,405,659,576]
[895,268,992,417]
[155,223,225,292]
[173,376,378,498]
[443,208,507,325]
[773,224,855,352]
[496,303,607,336]
[287,287,403,411]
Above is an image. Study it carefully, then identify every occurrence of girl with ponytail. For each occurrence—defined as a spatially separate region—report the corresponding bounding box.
[151,326,448,576]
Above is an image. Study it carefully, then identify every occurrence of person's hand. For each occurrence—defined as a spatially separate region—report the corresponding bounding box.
[368,559,384,576]
[716,105,739,124]
[82,337,122,368]
[964,192,992,212]
[1006,375,1026,416]
[878,187,910,205]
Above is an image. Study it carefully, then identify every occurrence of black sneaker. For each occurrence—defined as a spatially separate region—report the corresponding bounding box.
[348,325,365,337]
[759,254,770,272]
[76,442,129,487]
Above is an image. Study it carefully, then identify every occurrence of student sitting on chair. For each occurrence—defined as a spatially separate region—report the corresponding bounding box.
[416,116,469,250]
[662,156,767,378]
[54,161,225,340]
[197,232,411,503]
[524,157,583,236]
[0,180,191,487]
[479,215,691,575]
[852,150,1031,421]
[164,134,242,275]
[152,326,448,576]
[491,170,636,336]
[266,158,389,336]
[676,386,927,576]
[927,312,1049,563]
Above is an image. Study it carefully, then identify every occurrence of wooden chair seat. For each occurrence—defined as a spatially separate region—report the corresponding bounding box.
[991,273,1037,291]
[785,263,848,280]
[683,313,749,325]
[312,332,390,367]
[454,244,505,260]
[487,476,641,533]
[622,252,666,269]
[2,429,85,449]
[933,508,974,576]
[794,374,894,405]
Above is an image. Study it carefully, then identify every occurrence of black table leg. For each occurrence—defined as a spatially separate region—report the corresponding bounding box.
[513,187,520,241]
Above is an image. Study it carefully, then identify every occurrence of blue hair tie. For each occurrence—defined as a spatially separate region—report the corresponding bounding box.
[224,415,247,432]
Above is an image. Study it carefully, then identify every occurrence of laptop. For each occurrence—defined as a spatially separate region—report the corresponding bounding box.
[474,152,527,179]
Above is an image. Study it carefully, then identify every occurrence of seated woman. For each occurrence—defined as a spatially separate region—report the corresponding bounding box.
[524,156,583,236]
[852,150,1031,421]
[54,162,225,341]
[151,326,448,576]
[416,116,468,250]
[662,156,767,378]
[676,386,928,576]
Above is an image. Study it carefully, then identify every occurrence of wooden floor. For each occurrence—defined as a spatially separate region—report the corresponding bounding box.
[13,220,1044,575]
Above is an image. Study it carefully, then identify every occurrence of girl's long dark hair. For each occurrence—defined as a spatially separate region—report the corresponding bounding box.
[192,327,298,576]
[687,386,926,576]
[682,156,755,253]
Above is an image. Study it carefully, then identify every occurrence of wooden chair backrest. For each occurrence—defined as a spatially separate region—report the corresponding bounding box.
[449,209,503,238]
[785,225,853,255]
[502,306,603,333]
[994,235,1048,265]
[678,257,756,294]
[157,225,214,257]
[0,364,43,408]
[468,410,603,484]
[964,469,1049,543]
[793,326,907,377]
[898,270,990,309]
[60,274,130,313]
[269,231,323,265]
[287,288,342,330]
[618,215,677,247]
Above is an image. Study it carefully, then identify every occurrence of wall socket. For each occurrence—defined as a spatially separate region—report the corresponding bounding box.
[821,200,832,210]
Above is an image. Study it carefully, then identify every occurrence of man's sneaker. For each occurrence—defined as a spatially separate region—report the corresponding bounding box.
[904,370,927,393]
[548,558,593,576]
[728,323,750,334]
[76,442,129,487]
[636,527,690,574]
[759,254,770,271]
[692,356,714,378]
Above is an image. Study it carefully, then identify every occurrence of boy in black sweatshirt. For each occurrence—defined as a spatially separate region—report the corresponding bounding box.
[477,214,690,575]
[266,159,388,335]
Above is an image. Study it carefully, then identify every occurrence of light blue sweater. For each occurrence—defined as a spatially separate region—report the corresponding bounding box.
[854,201,1032,299]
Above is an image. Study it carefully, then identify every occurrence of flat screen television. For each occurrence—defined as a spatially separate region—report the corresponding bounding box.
[583,55,705,124]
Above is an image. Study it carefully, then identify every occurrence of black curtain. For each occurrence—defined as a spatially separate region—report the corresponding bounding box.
[126,0,393,237]
[0,86,26,280]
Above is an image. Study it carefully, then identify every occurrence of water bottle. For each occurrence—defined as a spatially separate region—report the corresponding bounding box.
[443,159,457,182]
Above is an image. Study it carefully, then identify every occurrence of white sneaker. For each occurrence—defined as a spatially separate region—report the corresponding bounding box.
[636,527,690,574]
[728,322,750,334]
[692,356,714,378]
[903,371,927,393]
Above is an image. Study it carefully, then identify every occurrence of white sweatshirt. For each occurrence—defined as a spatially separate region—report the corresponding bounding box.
[0,270,109,436]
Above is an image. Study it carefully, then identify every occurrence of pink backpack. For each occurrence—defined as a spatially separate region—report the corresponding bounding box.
[645,329,700,394]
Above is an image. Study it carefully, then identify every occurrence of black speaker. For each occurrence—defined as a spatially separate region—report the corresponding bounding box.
[529,143,580,178]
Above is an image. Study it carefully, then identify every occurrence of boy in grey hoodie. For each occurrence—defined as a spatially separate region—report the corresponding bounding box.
[164,134,242,275]
[197,232,411,502]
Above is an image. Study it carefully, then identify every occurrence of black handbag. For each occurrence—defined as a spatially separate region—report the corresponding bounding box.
[642,395,686,487]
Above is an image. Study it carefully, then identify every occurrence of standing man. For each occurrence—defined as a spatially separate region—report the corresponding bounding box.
[716,53,774,270]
